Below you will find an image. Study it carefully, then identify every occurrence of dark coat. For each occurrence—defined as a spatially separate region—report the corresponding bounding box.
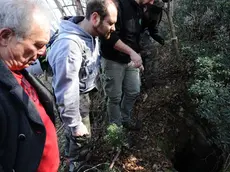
[101,0,143,64]
[142,4,165,45]
[0,60,58,172]
[100,0,165,64]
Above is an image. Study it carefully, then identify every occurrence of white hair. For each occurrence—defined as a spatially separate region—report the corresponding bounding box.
[0,0,50,39]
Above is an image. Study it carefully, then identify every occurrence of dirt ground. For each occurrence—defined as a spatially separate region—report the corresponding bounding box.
[42,38,190,172]
[36,34,190,172]
[86,43,190,172]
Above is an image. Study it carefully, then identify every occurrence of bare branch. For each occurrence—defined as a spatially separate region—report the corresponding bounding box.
[53,0,67,17]
[109,149,121,169]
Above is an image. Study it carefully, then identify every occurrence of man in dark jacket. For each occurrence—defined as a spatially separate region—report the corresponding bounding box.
[0,0,59,172]
[141,0,166,67]
[100,0,155,129]
[142,0,165,45]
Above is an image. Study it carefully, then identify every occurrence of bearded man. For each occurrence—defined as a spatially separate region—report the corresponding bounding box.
[47,0,117,171]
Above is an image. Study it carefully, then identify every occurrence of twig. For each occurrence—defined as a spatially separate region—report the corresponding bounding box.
[109,149,121,169]
[223,153,230,171]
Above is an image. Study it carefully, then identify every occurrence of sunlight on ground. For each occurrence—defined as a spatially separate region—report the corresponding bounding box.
[124,154,145,171]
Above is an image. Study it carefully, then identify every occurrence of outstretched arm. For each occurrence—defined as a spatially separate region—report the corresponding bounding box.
[101,3,143,68]
[48,39,89,136]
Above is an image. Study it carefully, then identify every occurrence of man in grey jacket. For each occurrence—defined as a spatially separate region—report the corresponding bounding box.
[47,0,117,171]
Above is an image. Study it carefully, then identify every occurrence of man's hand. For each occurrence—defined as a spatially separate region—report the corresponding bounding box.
[114,40,143,68]
[139,65,144,72]
[128,62,144,72]
[129,51,143,68]
[71,123,89,137]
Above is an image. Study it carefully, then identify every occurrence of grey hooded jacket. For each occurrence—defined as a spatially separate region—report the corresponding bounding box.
[47,16,100,133]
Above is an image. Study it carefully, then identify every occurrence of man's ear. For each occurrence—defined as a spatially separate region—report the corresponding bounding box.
[91,12,101,26]
[0,28,14,46]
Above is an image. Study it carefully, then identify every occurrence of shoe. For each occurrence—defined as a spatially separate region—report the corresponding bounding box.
[122,121,141,131]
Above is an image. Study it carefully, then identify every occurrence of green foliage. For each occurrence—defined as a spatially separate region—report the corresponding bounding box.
[175,0,230,45]
[189,55,230,148]
[104,124,125,148]
[175,0,230,150]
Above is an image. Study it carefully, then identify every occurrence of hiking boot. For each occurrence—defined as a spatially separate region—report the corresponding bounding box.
[122,121,141,131]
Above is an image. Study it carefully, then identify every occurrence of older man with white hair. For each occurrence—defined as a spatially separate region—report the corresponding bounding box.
[0,0,59,172]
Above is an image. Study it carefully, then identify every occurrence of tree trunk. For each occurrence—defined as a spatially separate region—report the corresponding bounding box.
[163,1,180,60]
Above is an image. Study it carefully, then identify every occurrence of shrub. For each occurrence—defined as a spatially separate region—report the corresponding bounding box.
[104,124,125,148]
[175,0,230,150]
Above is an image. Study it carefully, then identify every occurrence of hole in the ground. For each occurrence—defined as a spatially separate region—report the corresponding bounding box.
[172,136,224,172]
